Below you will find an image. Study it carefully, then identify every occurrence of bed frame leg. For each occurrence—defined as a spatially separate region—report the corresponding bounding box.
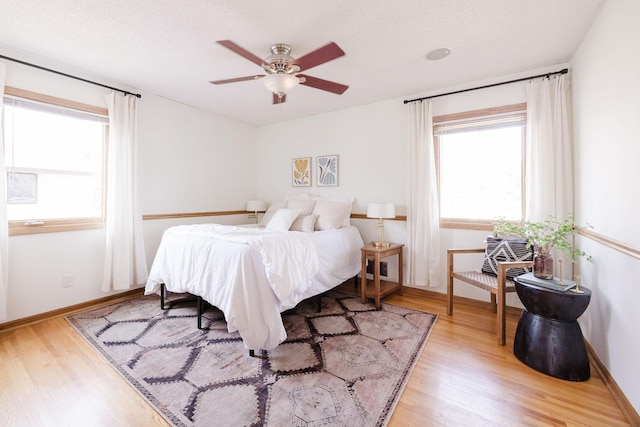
[160,283,166,310]
[249,350,255,357]
[197,296,203,329]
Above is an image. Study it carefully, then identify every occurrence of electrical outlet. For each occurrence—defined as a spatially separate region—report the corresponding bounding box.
[62,274,74,288]
[366,261,388,277]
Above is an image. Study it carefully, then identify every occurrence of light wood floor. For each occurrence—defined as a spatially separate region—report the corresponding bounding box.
[0,288,631,427]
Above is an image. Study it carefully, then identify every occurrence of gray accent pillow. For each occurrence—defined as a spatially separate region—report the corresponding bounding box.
[481,236,533,279]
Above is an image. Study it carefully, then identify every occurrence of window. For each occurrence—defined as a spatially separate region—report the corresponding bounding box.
[434,104,526,227]
[2,87,108,235]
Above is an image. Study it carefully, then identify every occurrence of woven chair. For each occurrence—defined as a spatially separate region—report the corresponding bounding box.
[447,248,533,345]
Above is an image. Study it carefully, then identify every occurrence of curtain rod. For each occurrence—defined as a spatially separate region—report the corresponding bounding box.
[403,68,568,104]
[0,54,142,98]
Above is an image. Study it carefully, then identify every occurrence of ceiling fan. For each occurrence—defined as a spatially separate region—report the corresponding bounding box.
[210,40,349,104]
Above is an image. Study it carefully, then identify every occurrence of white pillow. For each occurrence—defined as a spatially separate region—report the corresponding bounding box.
[260,200,287,227]
[266,208,300,232]
[287,199,316,216]
[289,215,317,232]
[312,200,352,231]
[312,195,354,227]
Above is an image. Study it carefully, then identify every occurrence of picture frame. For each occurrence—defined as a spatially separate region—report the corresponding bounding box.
[316,155,339,187]
[292,157,311,187]
[7,172,38,204]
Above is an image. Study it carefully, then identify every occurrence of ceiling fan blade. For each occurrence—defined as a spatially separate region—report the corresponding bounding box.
[273,93,287,104]
[209,75,264,85]
[217,40,264,67]
[291,42,345,72]
[298,74,348,95]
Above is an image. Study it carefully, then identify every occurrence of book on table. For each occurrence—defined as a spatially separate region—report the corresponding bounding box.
[515,272,577,292]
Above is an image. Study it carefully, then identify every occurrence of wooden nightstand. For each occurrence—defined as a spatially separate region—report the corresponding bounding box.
[360,243,404,308]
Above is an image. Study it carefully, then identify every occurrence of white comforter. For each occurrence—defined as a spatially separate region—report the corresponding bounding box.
[145,224,363,350]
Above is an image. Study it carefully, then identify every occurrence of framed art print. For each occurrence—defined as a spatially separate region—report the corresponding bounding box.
[292,157,311,187]
[316,155,338,186]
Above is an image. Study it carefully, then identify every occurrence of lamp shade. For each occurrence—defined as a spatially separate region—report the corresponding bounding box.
[262,74,299,95]
[367,203,396,219]
[246,200,267,212]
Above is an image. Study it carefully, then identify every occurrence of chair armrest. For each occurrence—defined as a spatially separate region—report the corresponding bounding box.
[447,248,485,255]
[496,261,535,290]
[497,261,534,283]
[497,260,534,271]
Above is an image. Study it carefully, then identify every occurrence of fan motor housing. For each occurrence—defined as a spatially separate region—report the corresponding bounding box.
[263,44,298,75]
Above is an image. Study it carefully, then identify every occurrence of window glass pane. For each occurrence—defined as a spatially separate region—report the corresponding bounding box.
[439,126,523,221]
[3,99,106,221]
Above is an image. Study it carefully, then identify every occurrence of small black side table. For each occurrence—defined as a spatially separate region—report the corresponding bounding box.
[513,278,591,381]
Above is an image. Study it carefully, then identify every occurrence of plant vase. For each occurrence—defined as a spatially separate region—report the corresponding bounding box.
[533,251,554,280]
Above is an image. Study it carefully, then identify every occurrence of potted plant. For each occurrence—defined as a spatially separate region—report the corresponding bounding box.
[493,214,592,279]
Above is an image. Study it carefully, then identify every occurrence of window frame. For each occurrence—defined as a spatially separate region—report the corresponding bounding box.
[433,103,527,230]
[3,86,109,236]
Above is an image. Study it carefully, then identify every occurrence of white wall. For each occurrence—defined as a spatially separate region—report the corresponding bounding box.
[256,101,408,215]
[138,95,257,215]
[571,0,640,412]
[2,50,257,321]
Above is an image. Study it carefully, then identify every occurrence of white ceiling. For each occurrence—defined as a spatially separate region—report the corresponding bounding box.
[0,0,605,127]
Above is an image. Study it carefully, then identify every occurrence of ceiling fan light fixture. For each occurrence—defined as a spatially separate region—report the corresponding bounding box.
[262,73,300,96]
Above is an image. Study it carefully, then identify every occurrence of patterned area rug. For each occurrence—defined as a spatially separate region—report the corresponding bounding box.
[66,290,437,427]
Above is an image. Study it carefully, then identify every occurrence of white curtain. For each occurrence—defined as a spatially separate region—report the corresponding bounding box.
[407,100,441,287]
[102,92,148,292]
[525,74,573,222]
[0,64,8,320]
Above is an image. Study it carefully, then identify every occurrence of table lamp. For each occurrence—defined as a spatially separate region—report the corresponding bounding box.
[367,202,396,247]
[246,200,266,223]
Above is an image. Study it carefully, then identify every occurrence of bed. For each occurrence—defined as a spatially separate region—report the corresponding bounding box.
[145,197,364,351]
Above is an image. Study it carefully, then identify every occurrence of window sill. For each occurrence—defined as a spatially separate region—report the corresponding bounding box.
[440,219,495,231]
[9,219,104,236]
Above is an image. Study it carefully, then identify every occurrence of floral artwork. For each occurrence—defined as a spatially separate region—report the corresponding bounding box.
[317,155,338,186]
[292,157,311,187]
